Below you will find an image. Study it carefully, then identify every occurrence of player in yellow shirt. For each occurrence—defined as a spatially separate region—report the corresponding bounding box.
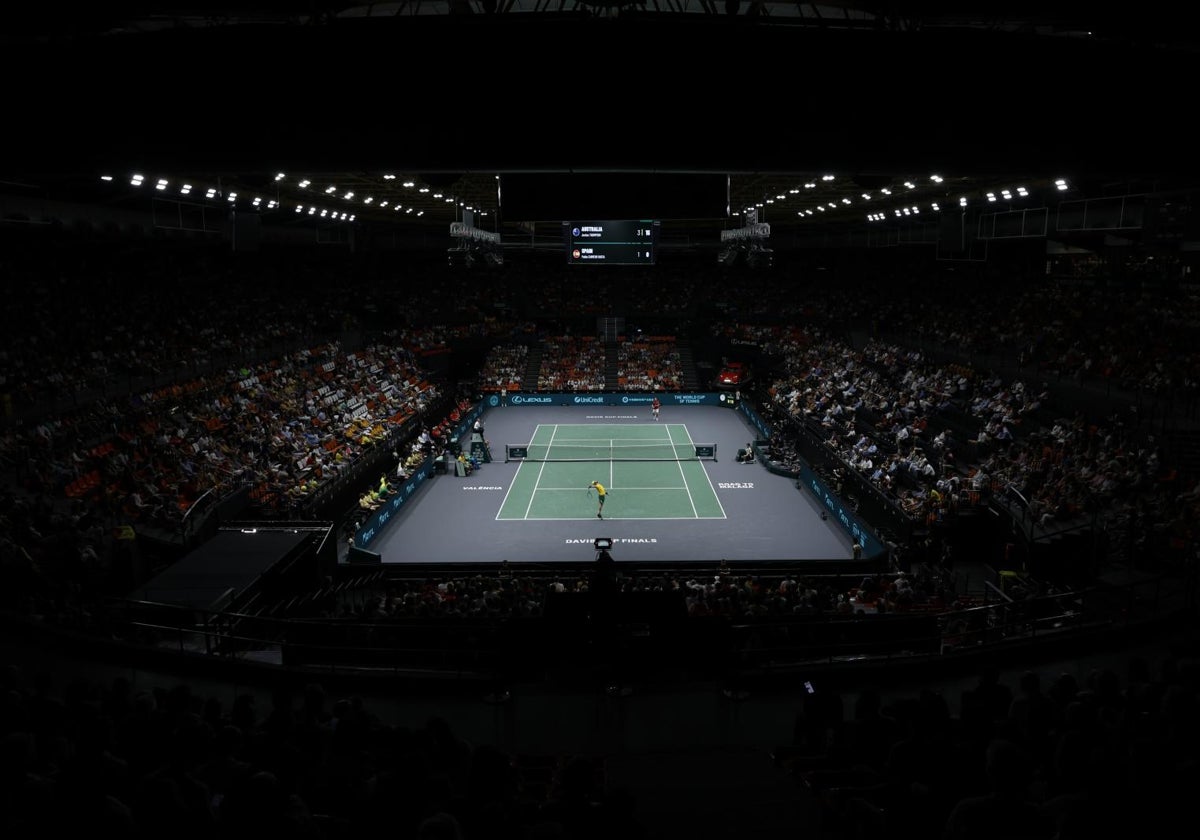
[588,480,607,519]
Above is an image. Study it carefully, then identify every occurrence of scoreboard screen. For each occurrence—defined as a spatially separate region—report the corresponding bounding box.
[565,220,659,265]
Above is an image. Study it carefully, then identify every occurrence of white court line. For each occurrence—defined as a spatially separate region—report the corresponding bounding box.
[681,422,728,519]
[513,514,725,521]
[495,460,525,521]
[668,424,700,518]
[522,423,558,521]
[539,486,686,492]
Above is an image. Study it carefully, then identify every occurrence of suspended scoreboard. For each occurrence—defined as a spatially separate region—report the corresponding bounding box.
[565,220,660,265]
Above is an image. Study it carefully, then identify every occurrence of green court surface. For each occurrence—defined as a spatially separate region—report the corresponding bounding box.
[497,423,726,521]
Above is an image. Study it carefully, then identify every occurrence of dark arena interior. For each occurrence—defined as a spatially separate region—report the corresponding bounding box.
[3,4,1200,838]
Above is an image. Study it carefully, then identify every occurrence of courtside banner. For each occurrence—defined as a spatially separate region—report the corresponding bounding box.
[491,392,736,407]
[797,463,885,559]
[354,458,434,549]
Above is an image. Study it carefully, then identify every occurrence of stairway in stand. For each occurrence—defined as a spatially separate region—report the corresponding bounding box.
[604,342,620,390]
[523,345,543,392]
[677,342,701,391]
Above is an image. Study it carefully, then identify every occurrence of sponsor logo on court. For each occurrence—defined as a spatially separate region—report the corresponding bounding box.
[488,395,499,407]
[564,537,658,544]
[462,486,504,490]
[510,395,553,404]
[718,482,754,489]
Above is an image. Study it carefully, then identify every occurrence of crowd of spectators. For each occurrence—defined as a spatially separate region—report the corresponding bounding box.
[475,344,528,395]
[757,321,1191,551]
[11,341,440,532]
[5,620,1193,838]
[614,335,682,391]
[791,650,1197,838]
[0,664,648,839]
[319,566,962,625]
[535,336,606,392]
[0,244,361,411]
[2,233,1197,657]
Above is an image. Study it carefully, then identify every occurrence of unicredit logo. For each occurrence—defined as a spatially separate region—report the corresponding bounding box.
[573,396,604,404]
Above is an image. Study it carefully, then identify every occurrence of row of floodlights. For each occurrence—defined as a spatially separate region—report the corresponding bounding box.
[740,174,1070,220]
[287,172,484,214]
[103,174,448,219]
[740,173,939,215]
[113,174,356,219]
[865,180,1070,222]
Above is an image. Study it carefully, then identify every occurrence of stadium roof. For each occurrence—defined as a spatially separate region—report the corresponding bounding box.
[5,3,1197,244]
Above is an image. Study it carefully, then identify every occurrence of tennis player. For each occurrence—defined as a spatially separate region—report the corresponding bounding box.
[589,480,607,519]
[651,396,661,422]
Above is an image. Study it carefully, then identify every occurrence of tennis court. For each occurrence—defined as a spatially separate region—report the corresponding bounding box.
[497,423,725,521]
[361,405,851,565]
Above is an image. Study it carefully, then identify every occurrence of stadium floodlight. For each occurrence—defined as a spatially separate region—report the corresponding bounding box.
[862,193,871,200]
[902,207,911,215]
[267,200,277,209]
[206,188,217,199]
[295,205,303,213]
[349,215,355,221]
[325,186,336,194]
[959,196,967,207]
[227,192,237,202]
[1001,189,1012,199]
[931,202,939,211]
[912,206,919,214]
[930,174,943,183]
[804,182,816,188]
[880,187,891,195]
[100,175,113,181]
[817,205,825,212]
[804,209,813,215]
[417,211,424,216]
[776,194,786,200]
[433,193,443,198]
[766,199,774,204]
[445,198,453,203]
[1017,186,1028,196]
[363,196,373,204]
[1055,178,1069,190]
[789,188,799,194]
[130,174,144,186]
[320,209,327,217]
[340,212,347,220]
[821,174,835,181]
[252,197,262,206]
[274,173,285,181]
[841,198,851,205]
[383,174,396,180]
[379,201,389,207]
[986,192,996,202]
[180,184,192,195]
[343,191,354,200]
[308,207,317,215]
[904,181,915,189]
[155,179,168,190]
[403,181,414,187]
[407,208,414,213]
[298,179,310,188]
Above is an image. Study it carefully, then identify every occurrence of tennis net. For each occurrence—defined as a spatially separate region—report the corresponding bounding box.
[506,441,717,462]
